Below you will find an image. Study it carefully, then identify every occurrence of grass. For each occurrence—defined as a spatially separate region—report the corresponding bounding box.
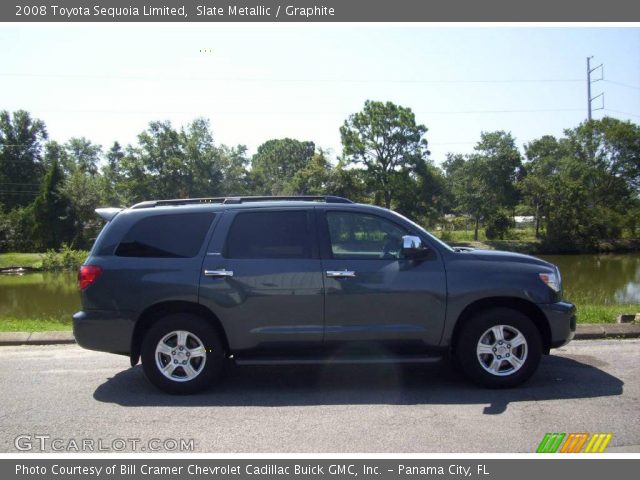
[0,304,636,333]
[576,304,639,324]
[0,253,43,270]
[0,317,72,332]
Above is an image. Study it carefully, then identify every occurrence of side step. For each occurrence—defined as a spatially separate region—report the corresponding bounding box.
[233,354,443,366]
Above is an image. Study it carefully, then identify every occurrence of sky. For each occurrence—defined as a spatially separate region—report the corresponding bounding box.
[1,25,639,164]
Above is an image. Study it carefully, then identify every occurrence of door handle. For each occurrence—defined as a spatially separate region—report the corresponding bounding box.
[326,270,356,278]
[204,269,234,278]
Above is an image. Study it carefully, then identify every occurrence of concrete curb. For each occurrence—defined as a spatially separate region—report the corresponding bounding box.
[0,331,75,346]
[0,324,639,346]
[574,323,640,340]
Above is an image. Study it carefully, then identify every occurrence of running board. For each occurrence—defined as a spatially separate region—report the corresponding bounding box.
[233,354,443,366]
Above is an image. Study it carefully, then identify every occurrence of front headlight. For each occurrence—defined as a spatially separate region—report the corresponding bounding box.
[539,271,561,292]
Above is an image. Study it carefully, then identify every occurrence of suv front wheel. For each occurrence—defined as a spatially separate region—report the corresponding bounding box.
[456,308,542,388]
[141,313,225,394]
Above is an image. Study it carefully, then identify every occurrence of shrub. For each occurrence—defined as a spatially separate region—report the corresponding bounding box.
[0,207,36,252]
[41,244,88,271]
[485,210,515,240]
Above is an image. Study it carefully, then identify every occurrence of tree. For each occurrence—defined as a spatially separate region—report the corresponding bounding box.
[65,137,102,175]
[32,159,74,250]
[217,144,250,195]
[445,131,522,240]
[137,120,186,198]
[446,155,492,240]
[61,169,103,248]
[519,118,640,250]
[250,138,316,195]
[393,159,447,227]
[521,135,565,238]
[473,131,522,209]
[340,100,429,208]
[0,110,48,209]
[101,142,125,205]
[325,159,369,203]
[568,117,640,193]
[287,148,336,195]
[116,118,249,204]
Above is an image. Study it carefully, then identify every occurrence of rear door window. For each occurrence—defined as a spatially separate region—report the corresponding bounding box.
[116,212,215,258]
[225,210,312,259]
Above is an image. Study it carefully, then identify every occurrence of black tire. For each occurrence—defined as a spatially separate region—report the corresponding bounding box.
[455,308,542,388]
[141,313,225,394]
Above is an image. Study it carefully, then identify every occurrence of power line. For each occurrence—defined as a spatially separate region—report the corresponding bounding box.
[0,182,41,186]
[1,107,586,117]
[603,80,640,91]
[0,71,586,84]
[604,108,640,119]
[0,191,39,195]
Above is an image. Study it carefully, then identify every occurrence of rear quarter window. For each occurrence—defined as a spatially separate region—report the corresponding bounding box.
[116,212,215,258]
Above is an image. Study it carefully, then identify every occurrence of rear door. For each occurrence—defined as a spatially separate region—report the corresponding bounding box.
[318,209,447,349]
[199,208,325,354]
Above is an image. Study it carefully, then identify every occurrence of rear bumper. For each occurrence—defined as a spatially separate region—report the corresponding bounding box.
[72,310,134,355]
[540,301,576,349]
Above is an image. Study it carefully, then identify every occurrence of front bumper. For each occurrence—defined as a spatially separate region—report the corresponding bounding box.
[540,301,576,349]
[72,310,134,355]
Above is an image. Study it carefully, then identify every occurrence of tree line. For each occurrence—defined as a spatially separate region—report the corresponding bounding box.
[1,100,639,253]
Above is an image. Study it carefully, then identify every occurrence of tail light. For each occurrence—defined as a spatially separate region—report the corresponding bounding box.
[78,265,103,290]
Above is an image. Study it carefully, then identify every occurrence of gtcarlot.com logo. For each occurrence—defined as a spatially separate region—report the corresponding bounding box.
[14,435,195,452]
[536,433,613,453]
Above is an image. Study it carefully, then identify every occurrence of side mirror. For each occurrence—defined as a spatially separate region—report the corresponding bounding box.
[402,235,430,259]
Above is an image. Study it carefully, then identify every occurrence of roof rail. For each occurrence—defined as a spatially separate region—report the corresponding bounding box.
[130,195,353,209]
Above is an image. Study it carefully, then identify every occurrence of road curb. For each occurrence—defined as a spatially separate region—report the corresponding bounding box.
[0,331,75,346]
[1,323,639,346]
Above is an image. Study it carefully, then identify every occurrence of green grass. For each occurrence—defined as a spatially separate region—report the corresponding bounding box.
[0,253,43,270]
[576,304,639,324]
[1,304,636,334]
[0,317,72,332]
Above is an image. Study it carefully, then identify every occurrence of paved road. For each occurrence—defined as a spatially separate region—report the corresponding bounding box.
[0,340,638,453]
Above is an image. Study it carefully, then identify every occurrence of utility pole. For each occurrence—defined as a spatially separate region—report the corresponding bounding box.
[587,56,604,121]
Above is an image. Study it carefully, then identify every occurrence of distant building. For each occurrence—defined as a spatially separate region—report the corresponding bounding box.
[514,216,535,226]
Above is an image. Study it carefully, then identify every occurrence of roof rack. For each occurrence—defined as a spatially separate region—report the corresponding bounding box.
[130,195,353,209]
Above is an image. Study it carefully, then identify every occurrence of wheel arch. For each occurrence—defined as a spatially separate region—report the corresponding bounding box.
[450,297,551,355]
[130,300,230,366]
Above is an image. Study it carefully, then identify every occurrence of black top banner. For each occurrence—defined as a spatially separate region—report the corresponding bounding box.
[3,0,640,22]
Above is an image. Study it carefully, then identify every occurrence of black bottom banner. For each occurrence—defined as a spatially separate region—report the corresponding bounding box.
[4,459,639,480]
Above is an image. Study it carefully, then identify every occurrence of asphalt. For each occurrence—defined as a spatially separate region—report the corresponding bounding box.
[0,339,638,453]
[1,323,639,346]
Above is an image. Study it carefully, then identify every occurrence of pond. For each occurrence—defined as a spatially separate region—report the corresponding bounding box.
[539,253,640,305]
[0,253,639,327]
[0,272,79,324]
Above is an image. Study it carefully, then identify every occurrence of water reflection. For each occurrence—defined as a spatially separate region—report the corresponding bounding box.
[540,254,640,304]
[0,253,638,326]
[0,272,79,322]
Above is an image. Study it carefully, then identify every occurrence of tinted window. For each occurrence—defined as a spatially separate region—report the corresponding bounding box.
[116,212,214,258]
[226,211,311,259]
[326,211,407,260]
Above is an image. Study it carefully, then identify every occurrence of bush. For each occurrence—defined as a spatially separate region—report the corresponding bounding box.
[0,206,36,252]
[41,244,88,271]
[485,210,515,240]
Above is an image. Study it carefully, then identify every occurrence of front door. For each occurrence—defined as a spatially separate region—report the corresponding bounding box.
[319,210,447,350]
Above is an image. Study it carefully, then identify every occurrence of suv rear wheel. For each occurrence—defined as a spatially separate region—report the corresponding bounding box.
[141,313,225,394]
[456,308,542,388]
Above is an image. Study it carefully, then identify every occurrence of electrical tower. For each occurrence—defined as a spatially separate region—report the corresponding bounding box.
[587,56,604,121]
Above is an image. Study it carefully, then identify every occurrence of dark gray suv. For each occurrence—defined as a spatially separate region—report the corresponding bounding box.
[73,195,575,394]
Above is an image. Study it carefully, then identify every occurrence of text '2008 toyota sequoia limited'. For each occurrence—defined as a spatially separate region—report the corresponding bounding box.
[73,195,575,394]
